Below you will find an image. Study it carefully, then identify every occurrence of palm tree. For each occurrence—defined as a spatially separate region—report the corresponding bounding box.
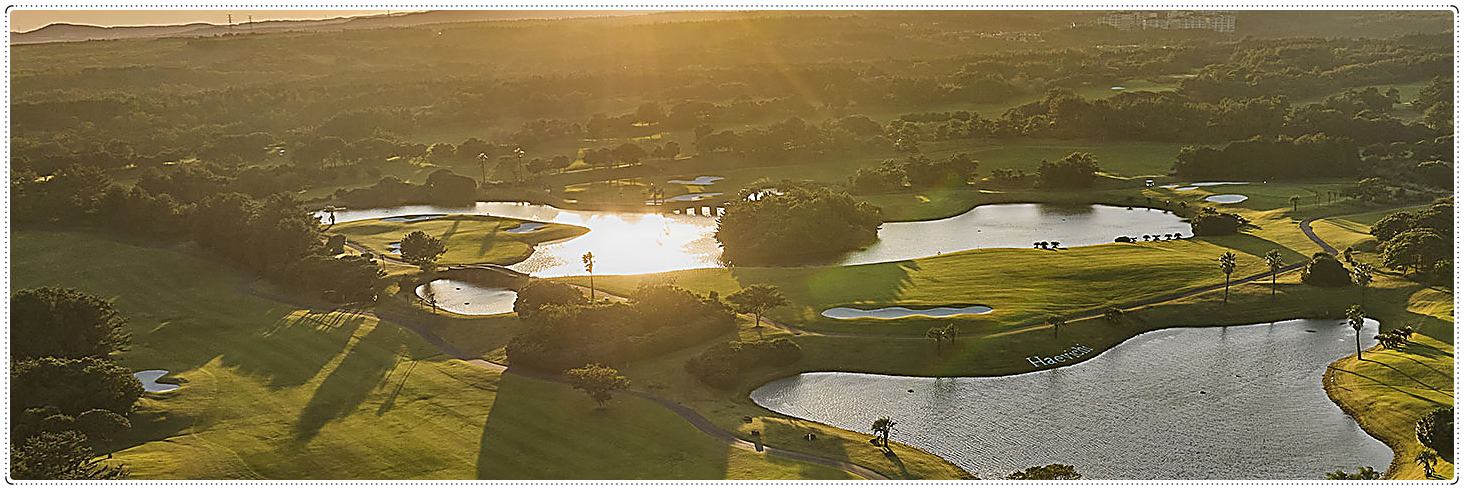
[1289,195,1302,212]
[1415,448,1439,478]
[581,251,596,303]
[1352,264,1374,307]
[1048,315,1065,338]
[422,286,438,314]
[1264,249,1283,298]
[926,326,945,354]
[870,417,896,450]
[1218,252,1238,303]
[1050,241,1060,249]
[1346,304,1366,360]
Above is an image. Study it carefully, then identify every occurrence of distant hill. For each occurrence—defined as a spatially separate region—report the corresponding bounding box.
[10,10,651,45]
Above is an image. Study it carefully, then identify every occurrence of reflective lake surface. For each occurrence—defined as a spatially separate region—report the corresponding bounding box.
[322,202,722,277]
[415,279,517,316]
[133,370,180,393]
[840,203,1190,265]
[751,318,1389,480]
[323,202,1189,276]
[821,305,994,319]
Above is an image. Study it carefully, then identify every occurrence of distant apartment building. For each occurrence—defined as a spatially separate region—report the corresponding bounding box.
[1098,10,1236,33]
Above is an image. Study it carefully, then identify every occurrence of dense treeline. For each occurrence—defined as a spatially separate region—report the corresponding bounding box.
[684,339,803,389]
[1371,200,1453,279]
[12,163,386,304]
[1173,134,1361,180]
[506,283,736,372]
[11,288,143,479]
[716,183,883,265]
[11,12,1447,182]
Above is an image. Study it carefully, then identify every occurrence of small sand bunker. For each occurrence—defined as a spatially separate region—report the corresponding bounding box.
[1111,86,1126,90]
[657,192,723,203]
[134,370,180,393]
[505,222,546,233]
[381,214,446,223]
[667,176,725,185]
[821,305,994,320]
[1205,194,1249,204]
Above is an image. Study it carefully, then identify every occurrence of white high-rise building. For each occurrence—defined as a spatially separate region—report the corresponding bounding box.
[1097,10,1236,33]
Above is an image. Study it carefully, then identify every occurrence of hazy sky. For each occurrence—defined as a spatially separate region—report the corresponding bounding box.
[10,10,398,32]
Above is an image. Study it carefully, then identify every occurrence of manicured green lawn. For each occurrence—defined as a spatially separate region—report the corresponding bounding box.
[332,215,587,266]
[11,230,857,480]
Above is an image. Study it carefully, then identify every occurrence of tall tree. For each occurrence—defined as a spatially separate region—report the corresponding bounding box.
[870,417,896,450]
[565,363,630,409]
[398,231,446,270]
[10,431,128,480]
[1351,263,1374,306]
[581,251,596,303]
[1218,252,1238,303]
[1264,249,1284,298]
[1346,304,1366,360]
[726,285,788,340]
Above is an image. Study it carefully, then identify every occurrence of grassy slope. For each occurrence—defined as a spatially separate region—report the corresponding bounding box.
[332,215,587,266]
[11,230,854,480]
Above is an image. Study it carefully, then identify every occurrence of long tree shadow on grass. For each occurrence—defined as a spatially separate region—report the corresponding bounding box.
[292,322,416,444]
[476,373,733,479]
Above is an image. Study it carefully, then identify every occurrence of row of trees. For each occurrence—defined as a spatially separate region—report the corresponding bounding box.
[850,153,980,192]
[1371,200,1453,278]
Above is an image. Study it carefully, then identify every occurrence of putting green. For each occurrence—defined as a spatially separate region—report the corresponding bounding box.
[333,215,587,266]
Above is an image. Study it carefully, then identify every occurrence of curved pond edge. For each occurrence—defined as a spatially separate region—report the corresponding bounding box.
[745,317,1390,479]
[134,370,181,393]
[878,199,1188,224]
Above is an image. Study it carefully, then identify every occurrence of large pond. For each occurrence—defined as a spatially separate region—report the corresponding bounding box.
[839,203,1190,265]
[750,318,1390,480]
[415,279,518,316]
[321,202,1189,277]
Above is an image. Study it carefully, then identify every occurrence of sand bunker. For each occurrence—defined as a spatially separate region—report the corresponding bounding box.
[505,222,546,233]
[1204,194,1249,204]
[134,370,180,393]
[821,305,994,319]
[667,176,724,185]
[416,279,518,316]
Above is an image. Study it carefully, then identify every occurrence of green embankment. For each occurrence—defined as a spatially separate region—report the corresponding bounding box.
[333,215,587,266]
[11,230,855,480]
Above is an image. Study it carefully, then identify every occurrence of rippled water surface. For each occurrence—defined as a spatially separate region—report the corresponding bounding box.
[416,279,518,315]
[751,318,1390,480]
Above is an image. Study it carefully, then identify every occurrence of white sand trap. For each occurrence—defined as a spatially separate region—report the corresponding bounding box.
[661,192,723,202]
[381,214,446,222]
[821,305,994,319]
[1205,194,1249,204]
[505,222,546,233]
[1111,86,1126,90]
[134,370,180,393]
[667,176,725,185]
[416,279,518,316]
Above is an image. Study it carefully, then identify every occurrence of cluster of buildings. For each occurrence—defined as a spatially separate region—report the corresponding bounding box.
[1097,10,1237,33]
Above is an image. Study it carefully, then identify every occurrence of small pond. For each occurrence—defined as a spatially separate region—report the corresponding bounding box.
[667,176,725,185]
[1205,194,1249,204]
[133,370,180,393]
[839,203,1191,265]
[751,318,1389,479]
[415,279,518,316]
[821,305,993,319]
